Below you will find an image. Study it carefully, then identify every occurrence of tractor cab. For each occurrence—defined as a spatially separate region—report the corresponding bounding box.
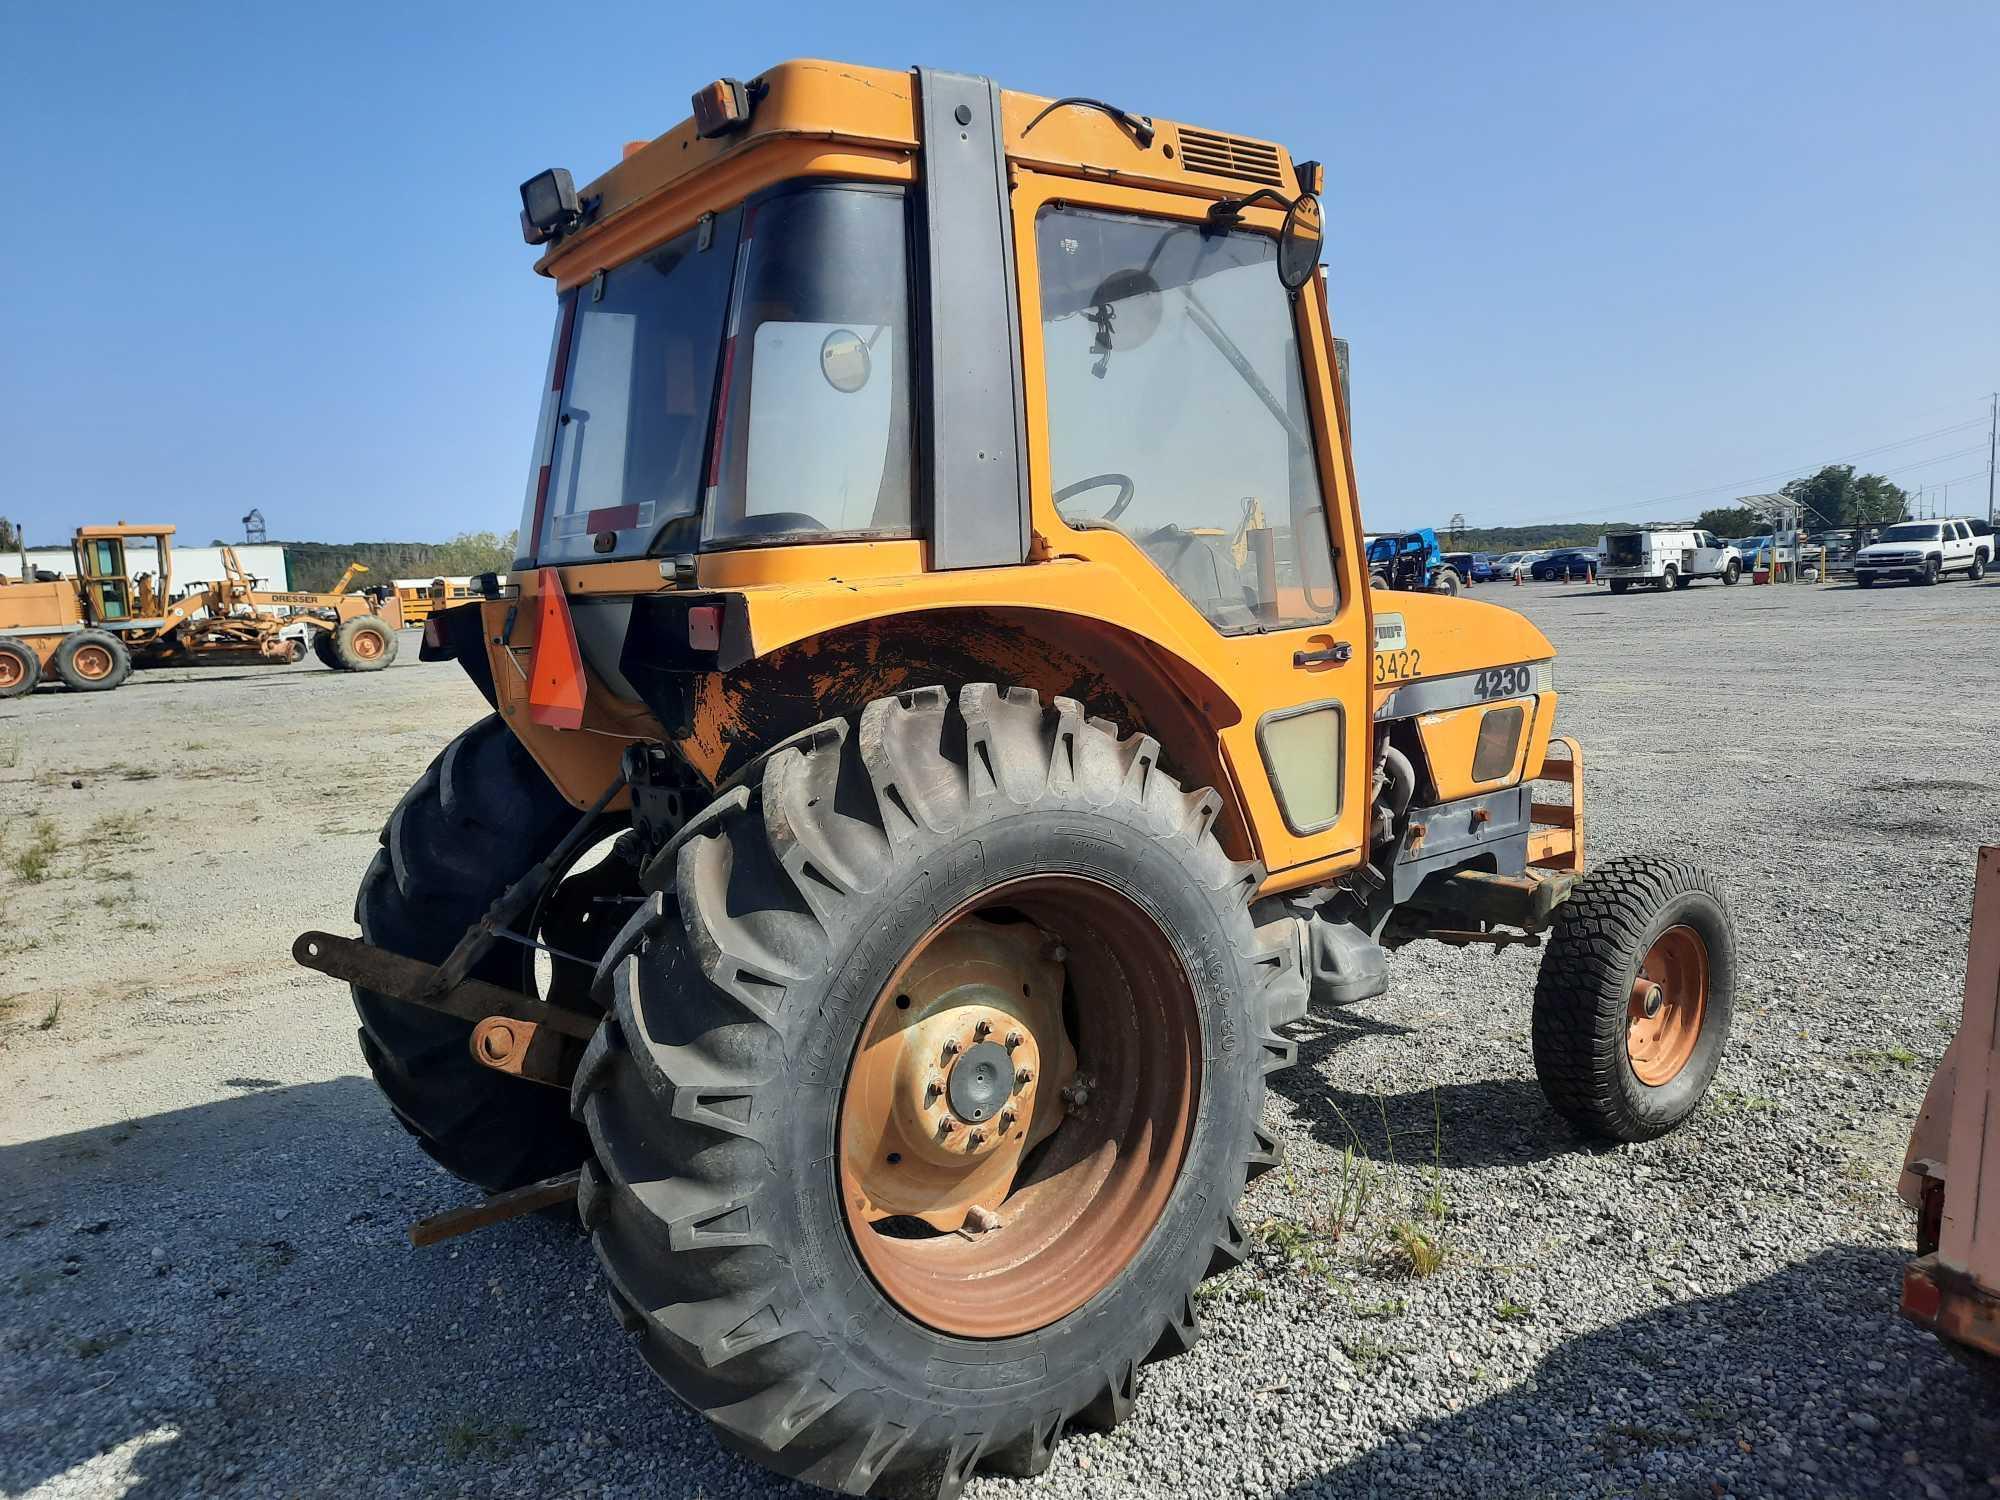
[72,524,176,628]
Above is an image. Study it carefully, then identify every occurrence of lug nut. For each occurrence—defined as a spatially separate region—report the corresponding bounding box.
[999,1109,1016,1130]
[1015,1068,1034,1086]
[973,1018,992,1040]
[925,1077,942,1103]
[968,1131,985,1149]
[937,1119,957,1137]
[1005,1030,1023,1049]
[942,1038,961,1057]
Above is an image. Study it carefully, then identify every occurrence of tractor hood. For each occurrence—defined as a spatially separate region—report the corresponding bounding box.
[1371,591,1555,682]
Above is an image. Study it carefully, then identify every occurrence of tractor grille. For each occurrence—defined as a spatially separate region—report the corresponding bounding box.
[1177,127,1286,187]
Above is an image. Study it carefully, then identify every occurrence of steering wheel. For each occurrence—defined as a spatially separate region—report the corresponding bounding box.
[1053,473,1136,524]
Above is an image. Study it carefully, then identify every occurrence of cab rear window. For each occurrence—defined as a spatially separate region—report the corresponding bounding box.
[518,209,742,565]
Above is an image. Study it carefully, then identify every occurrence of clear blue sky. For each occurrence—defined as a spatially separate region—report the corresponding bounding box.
[5,1,1995,545]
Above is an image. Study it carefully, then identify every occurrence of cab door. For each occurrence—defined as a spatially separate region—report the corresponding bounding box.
[1013,172,1373,878]
[76,537,133,622]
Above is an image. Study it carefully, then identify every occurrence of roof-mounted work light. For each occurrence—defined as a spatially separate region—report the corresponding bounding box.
[692,77,752,139]
[519,168,581,245]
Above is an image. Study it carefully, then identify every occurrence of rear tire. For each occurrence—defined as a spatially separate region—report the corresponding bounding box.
[574,685,1303,1498]
[53,631,131,692]
[1969,554,1987,581]
[1659,565,1678,591]
[353,715,609,1192]
[1531,857,1734,1142]
[332,615,398,671]
[0,639,41,698]
[312,631,342,669]
[1608,580,1629,595]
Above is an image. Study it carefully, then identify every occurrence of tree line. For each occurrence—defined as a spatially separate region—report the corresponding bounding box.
[1439,464,1918,552]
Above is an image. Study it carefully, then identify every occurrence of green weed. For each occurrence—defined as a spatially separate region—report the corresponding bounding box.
[1380,1220,1449,1279]
[9,819,60,882]
[1495,1298,1532,1322]
[1850,1046,1918,1071]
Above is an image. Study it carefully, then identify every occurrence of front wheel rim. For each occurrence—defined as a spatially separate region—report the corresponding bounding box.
[0,653,24,689]
[352,628,386,659]
[73,644,115,680]
[1626,924,1708,1086]
[838,875,1201,1338]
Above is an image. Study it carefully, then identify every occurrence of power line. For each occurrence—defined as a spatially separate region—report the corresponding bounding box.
[1526,403,1995,524]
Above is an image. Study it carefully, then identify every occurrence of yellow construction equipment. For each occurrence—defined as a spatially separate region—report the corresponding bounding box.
[0,525,398,696]
[295,62,1738,1496]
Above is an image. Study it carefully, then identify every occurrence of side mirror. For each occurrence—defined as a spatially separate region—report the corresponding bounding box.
[1278,193,1323,291]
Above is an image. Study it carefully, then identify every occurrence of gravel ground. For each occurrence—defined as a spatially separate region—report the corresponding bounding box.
[3,578,1999,1500]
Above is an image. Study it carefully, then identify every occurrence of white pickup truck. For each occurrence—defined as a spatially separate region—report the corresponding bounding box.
[1852,519,1991,587]
[1597,528,1743,594]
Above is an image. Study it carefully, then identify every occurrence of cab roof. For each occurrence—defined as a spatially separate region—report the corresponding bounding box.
[535,60,1306,282]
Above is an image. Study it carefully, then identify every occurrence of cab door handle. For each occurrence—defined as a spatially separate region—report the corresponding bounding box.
[1293,642,1352,666]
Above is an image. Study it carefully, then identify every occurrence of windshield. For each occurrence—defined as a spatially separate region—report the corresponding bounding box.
[1878,523,1940,543]
[518,210,742,566]
[1037,205,1337,634]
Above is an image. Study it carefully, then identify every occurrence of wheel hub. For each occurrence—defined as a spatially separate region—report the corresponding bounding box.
[1626,924,1709,1086]
[836,876,1204,1338]
[944,1039,1016,1125]
[843,917,1069,1222]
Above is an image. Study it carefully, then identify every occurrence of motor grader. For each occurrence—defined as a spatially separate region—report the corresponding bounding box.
[0,525,397,696]
[296,61,1737,1498]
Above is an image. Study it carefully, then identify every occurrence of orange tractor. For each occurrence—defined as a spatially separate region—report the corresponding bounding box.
[0,524,397,696]
[296,62,1738,1497]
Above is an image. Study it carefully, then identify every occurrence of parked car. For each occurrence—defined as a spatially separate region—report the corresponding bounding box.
[1853,518,1992,587]
[1444,552,1494,585]
[1597,527,1742,594]
[1530,549,1597,582]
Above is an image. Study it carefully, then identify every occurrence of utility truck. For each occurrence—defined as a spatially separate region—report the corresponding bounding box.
[295,62,1738,1497]
[1597,527,1742,594]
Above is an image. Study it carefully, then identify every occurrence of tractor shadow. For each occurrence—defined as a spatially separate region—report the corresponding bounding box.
[1271,1011,1580,1170]
[1268,1241,2000,1499]
[0,1078,620,1498]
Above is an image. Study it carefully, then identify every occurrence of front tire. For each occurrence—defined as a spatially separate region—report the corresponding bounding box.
[353,715,619,1191]
[1609,580,1629,595]
[1530,857,1735,1142]
[1920,558,1940,585]
[1432,567,1462,596]
[1722,559,1741,585]
[1856,574,1874,589]
[53,631,131,692]
[574,685,1302,1498]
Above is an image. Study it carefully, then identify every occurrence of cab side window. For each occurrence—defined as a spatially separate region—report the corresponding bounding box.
[1035,205,1338,634]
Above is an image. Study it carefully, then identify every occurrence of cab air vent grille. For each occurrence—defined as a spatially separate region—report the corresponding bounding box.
[1177,128,1285,187]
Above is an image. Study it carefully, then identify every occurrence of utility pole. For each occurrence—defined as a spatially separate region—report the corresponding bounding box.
[1987,391,1996,526]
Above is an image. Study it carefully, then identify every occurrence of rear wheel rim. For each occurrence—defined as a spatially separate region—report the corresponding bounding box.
[838,875,1201,1338]
[0,652,24,689]
[73,644,115,680]
[1626,923,1708,1086]
[352,627,386,659]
